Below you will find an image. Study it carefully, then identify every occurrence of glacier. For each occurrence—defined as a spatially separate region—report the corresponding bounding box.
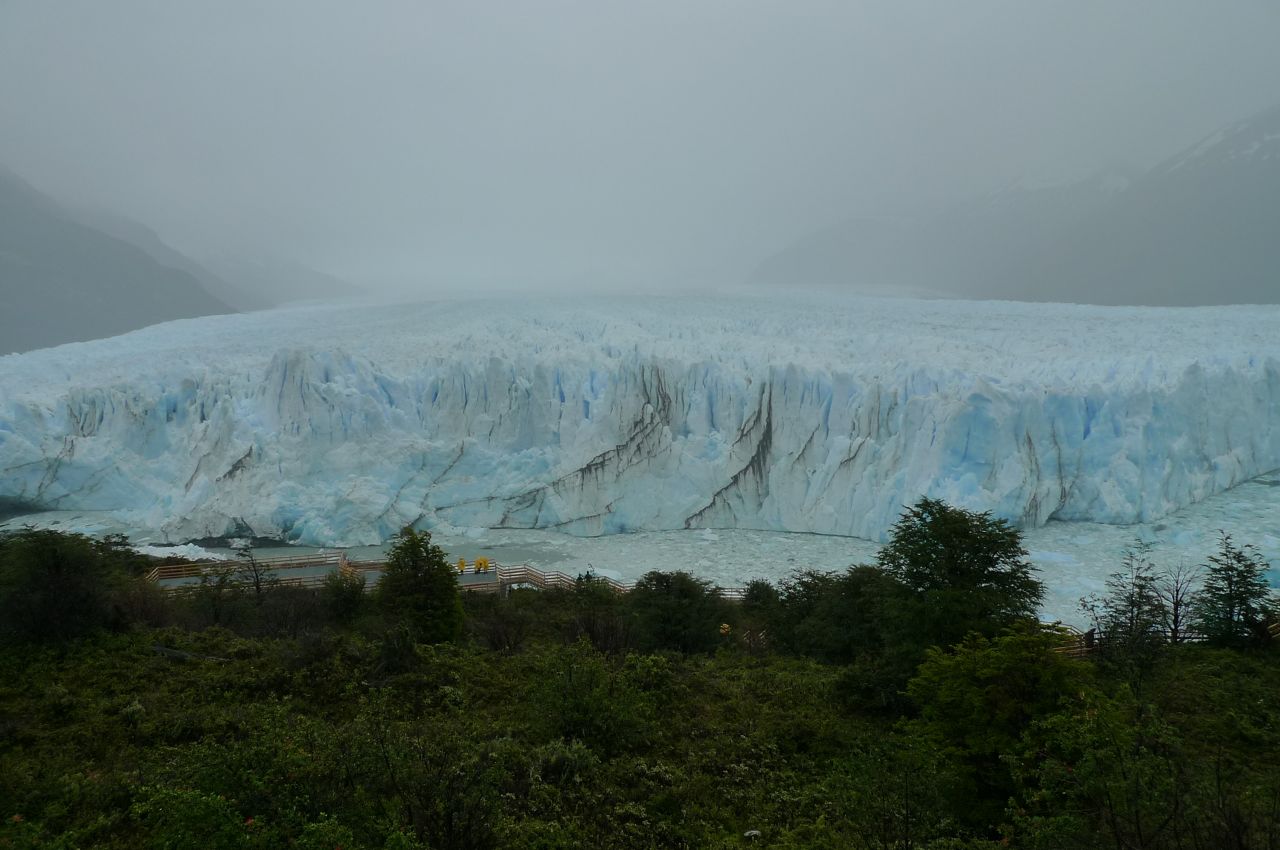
[1,294,1278,547]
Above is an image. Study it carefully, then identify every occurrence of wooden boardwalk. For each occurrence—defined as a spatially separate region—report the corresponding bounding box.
[146,552,747,599]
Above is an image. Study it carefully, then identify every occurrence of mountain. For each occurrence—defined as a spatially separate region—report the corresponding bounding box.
[0,169,236,353]
[67,207,271,312]
[1027,103,1280,306]
[71,208,362,309]
[195,252,360,305]
[748,103,1280,306]
[750,174,1132,299]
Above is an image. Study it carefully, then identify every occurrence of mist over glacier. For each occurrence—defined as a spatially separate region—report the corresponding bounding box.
[1,294,1277,547]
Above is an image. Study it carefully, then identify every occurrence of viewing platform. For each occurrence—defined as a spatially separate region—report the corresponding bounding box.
[144,551,747,599]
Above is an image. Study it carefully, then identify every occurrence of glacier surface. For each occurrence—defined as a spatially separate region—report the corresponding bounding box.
[1,294,1278,546]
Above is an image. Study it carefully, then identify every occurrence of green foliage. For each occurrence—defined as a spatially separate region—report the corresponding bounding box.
[878,498,1044,651]
[376,527,463,644]
[533,641,652,756]
[130,786,253,849]
[465,591,534,653]
[771,735,970,850]
[356,702,503,850]
[1080,545,1170,690]
[321,568,367,624]
[565,574,633,654]
[0,529,124,643]
[1011,689,1195,850]
[189,565,244,629]
[293,816,356,850]
[906,625,1094,832]
[2,525,1279,849]
[776,566,900,663]
[627,570,727,654]
[1193,533,1275,647]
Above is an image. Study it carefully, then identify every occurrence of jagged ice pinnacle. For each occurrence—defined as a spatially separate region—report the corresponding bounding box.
[1,294,1278,546]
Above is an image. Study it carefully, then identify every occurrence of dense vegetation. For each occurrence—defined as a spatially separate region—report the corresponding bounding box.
[1,503,1277,849]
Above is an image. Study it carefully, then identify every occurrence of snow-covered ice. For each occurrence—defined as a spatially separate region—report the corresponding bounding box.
[1,294,1278,548]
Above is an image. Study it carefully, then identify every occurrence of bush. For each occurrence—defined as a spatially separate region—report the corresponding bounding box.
[906,624,1094,831]
[129,786,250,850]
[534,641,652,756]
[0,529,122,643]
[321,568,367,625]
[627,570,728,654]
[776,566,901,663]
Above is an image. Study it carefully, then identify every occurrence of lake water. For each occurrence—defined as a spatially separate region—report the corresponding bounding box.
[5,472,1278,627]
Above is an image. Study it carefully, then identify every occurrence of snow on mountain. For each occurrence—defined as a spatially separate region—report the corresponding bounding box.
[1,295,1277,546]
[749,101,1280,307]
[1156,102,1280,175]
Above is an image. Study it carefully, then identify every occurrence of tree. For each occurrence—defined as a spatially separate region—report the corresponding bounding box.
[566,574,633,654]
[0,528,122,643]
[1010,690,1195,850]
[321,568,367,625]
[376,527,463,644]
[1193,533,1275,647]
[192,564,243,628]
[234,543,277,600]
[1156,562,1200,645]
[1080,545,1168,690]
[738,578,781,653]
[627,570,727,654]
[878,498,1043,651]
[775,566,901,663]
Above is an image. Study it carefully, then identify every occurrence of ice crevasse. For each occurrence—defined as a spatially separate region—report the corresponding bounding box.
[1,295,1278,546]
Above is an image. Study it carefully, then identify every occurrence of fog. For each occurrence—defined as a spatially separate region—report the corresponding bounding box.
[1,1,1278,298]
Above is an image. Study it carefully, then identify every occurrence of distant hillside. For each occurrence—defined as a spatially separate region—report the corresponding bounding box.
[1024,102,1280,305]
[195,252,359,305]
[749,103,1280,306]
[67,207,270,312]
[0,170,235,353]
[74,208,362,309]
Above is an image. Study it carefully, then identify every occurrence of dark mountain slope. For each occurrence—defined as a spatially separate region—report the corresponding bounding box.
[0,170,235,353]
[748,103,1280,306]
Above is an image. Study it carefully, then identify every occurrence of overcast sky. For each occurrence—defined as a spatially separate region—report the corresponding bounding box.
[2,0,1278,294]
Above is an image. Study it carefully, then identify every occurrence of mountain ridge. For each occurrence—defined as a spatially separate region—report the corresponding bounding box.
[0,169,236,354]
[747,102,1280,306]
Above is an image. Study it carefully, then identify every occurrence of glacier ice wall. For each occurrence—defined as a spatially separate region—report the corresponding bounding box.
[1,295,1278,545]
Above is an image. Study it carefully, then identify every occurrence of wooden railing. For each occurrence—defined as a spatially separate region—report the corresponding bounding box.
[146,553,748,600]
[1051,627,1095,659]
[493,565,746,599]
[496,565,628,593]
[1051,626,1215,658]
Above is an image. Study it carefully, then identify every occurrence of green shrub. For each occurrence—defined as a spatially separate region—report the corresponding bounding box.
[0,529,122,643]
[322,569,367,625]
[627,570,727,654]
